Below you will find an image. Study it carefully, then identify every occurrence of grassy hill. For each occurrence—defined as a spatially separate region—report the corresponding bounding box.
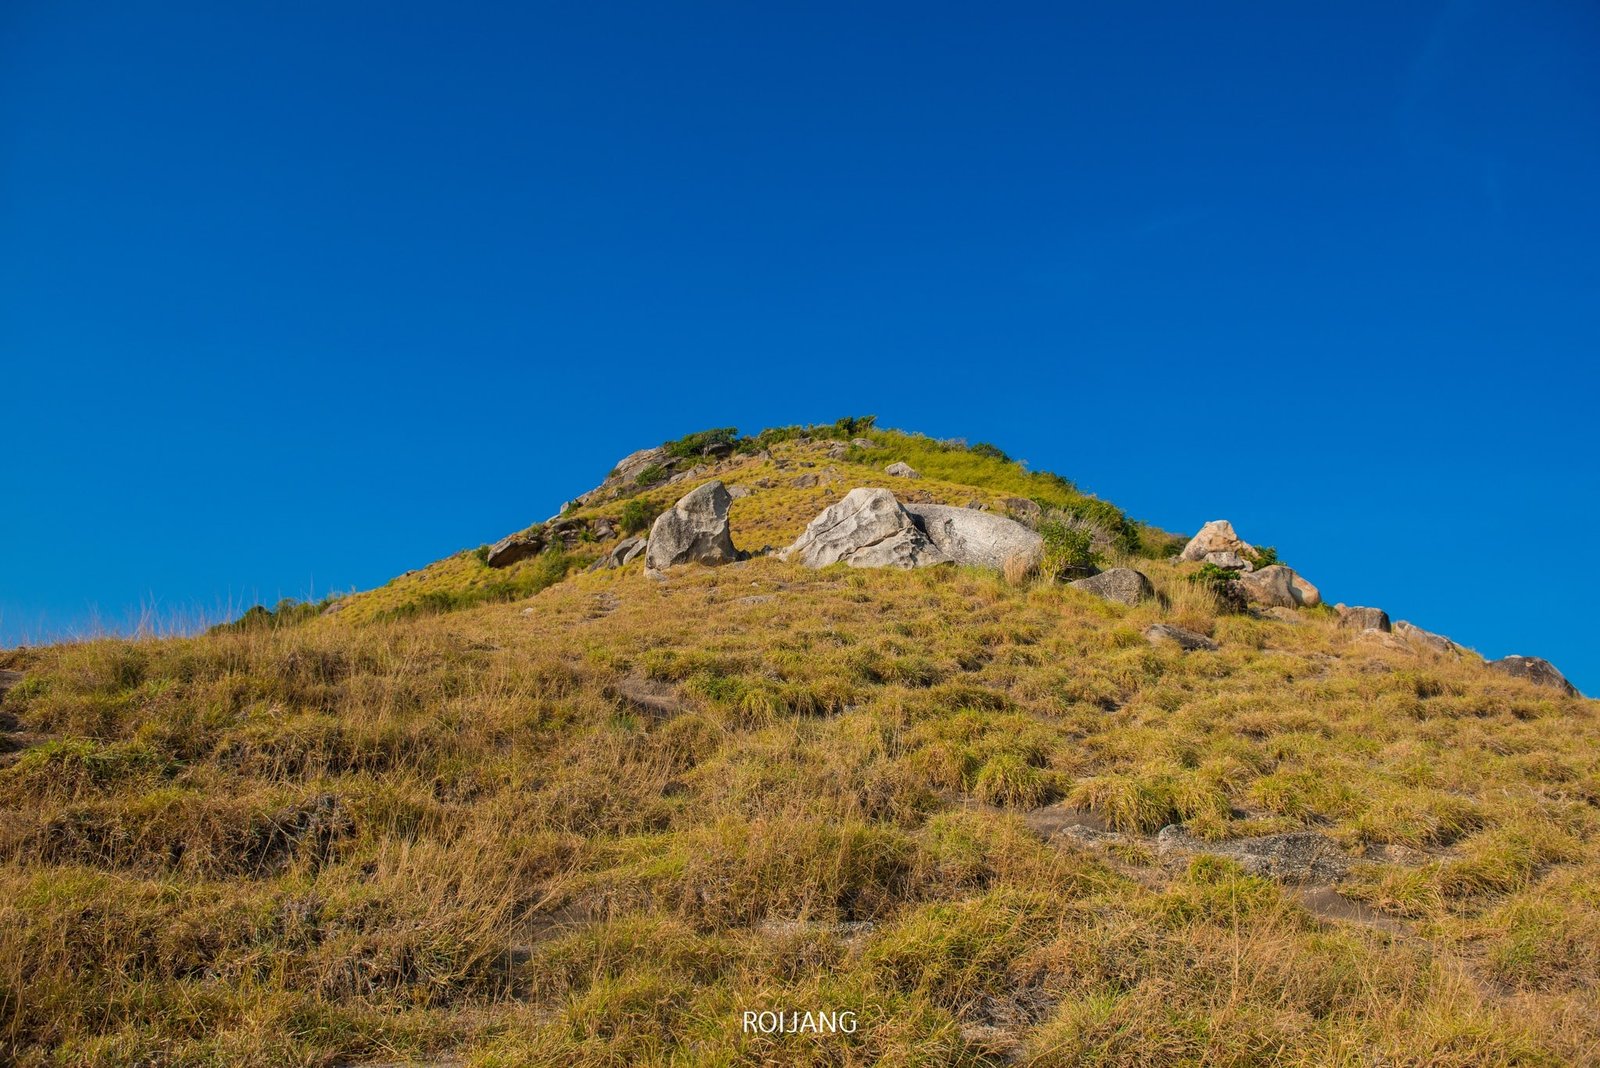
[2,421,1596,1067]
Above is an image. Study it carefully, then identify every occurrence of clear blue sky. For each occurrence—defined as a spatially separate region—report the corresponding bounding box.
[3,3,1597,691]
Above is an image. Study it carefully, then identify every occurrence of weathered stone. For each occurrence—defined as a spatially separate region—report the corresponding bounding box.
[1144,624,1218,652]
[1237,564,1320,608]
[727,484,751,499]
[485,529,545,568]
[1157,826,1350,883]
[1203,550,1252,571]
[780,488,947,569]
[902,503,1043,571]
[1002,497,1042,523]
[884,461,920,479]
[645,481,742,572]
[1069,567,1155,606]
[1394,621,1461,656]
[1180,520,1256,567]
[1487,656,1579,697]
[702,442,733,459]
[851,438,877,449]
[792,473,818,489]
[590,535,647,571]
[1336,604,1390,632]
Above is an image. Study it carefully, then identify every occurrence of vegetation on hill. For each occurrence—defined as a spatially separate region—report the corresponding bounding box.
[0,422,1595,1066]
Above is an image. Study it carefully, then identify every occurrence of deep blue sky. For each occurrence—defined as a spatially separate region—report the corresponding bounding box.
[3,3,1597,691]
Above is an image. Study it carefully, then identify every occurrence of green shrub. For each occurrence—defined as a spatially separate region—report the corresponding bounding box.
[210,597,334,634]
[1244,545,1280,569]
[663,427,739,460]
[969,442,1010,463]
[634,464,667,486]
[1188,562,1248,613]
[1037,519,1099,582]
[619,498,659,536]
[473,544,491,564]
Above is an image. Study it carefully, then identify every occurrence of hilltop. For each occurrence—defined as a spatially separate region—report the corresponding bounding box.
[1,418,1595,1067]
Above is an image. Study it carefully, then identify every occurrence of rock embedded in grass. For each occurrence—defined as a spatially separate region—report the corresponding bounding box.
[1238,564,1320,608]
[901,502,1043,572]
[1069,567,1155,606]
[1487,655,1579,696]
[780,487,947,569]
[1394,621,1461,656]
[1144,623,1218,651]
[1336,604,1391,632]
[645,481,742,573]
[884,461,920,479]
[1180,519,1257,570]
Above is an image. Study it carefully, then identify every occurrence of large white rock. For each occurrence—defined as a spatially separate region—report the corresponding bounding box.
[645,481,742,572]
[1180,520,1256,570]
[902,503,1043,571]
[1237,564,1320,608]
[780,488,947,569]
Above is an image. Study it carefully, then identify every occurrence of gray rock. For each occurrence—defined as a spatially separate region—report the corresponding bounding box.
[727,484,751,499]
[1180,520,1256,568]
[1394,621,1461,656]
[485,529,545,568]
[1237,564,1320,608]
[1336,604,1390,632]
[1002,497,1042,523]
[1487,656,1579,697]
[1069,567,1155,606]
[1157,826,1350,883]
[1203,550,1252,571]
[591,535,647,571]
[1144,624,1218,652]
[645,481,742,572]
[884,461,920,479]
[780,488,948,569]
[902,503,1043,571]
[850,438,877,449]
[791,473,818,489]
[702,442,733,459]
[0,669,23,696]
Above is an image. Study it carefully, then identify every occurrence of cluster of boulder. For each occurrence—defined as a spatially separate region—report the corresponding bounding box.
[1181,519,1320,609]
[485,514,616,568]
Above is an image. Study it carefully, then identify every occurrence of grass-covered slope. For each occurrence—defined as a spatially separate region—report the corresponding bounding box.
[2,423,1597,1066]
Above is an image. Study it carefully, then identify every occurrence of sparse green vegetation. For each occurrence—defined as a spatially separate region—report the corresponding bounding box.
[620,497,659,535]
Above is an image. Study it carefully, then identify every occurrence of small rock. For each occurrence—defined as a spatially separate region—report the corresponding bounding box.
[1487,656,1579,697]
[1002,497,1042,523]
[885,461,920,479]
[850,438,877,449]
[1203,550,1252,571]
[1336,604,1391,632]
[1144,624,1218,652]
[791,473,818,489]
[645,481,742,572]
[1070,567,1155,606]
[727,484,751,499]
[590,535,647,571]
[1156,826,1350,883]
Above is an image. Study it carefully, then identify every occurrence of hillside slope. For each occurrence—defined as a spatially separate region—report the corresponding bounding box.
[2,421,1596,1067]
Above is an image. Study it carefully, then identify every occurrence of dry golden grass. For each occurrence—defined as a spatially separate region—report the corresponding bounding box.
[2,435,1596,1066]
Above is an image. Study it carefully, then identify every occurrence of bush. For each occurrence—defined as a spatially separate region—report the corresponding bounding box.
[634,464,667,486]
[619,499,659,536]
[969,442,1010,463]
[210,597,333,634]
[1188,562,1248,613]
[663,427,739,460]
[1037,519,1100,582]
[1244,545,1280,569]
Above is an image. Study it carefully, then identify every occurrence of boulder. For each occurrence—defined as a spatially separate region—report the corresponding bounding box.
[590,535,647,571]
[901,503,1043,571]
[1180,520,1256,568]
[1069,567,1155,606]
[884,461,920,479]
[702,442,733,459]
[1237,565,1320,608]
[1487,656,1579,697]
[645,481,742,572]
[792,473,818,489]
[727,484,751,499]
[485,529,545,568]
[851,438,877,449]
[780,488,948,569]
[1394,621,1460,656]
[1203,550,1252,571]
[1336,604,1390,632]
[1144,624,1218,652]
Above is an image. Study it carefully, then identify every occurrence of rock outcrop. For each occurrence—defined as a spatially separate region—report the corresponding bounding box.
[485,529,545,568]
[1069,567,1155,606]
[1394,621,1461,656]
[1145,624,1218,652]
[1156,826,1350,883]
[902,503,1043,572]
[1336,604,1391,632]
[1487,656,1579,697]
[1237,564,1320,608]
[781,488,947,569]
[884,462,920,479]
[1179,520,1256,570]
[645,482,742,572]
